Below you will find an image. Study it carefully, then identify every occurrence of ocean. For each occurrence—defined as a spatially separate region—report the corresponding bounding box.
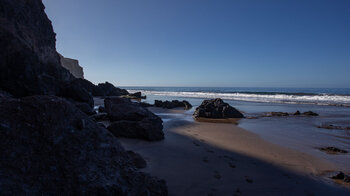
[124,86,350,171]
[124,86,350,107]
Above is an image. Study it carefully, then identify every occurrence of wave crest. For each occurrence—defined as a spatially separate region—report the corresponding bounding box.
[128,90,350,106]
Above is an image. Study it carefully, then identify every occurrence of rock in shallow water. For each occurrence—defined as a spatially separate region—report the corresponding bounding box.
[0,95,167,195]
[154,100,192,110]
[319,147,348,154]
[193,98,244,119]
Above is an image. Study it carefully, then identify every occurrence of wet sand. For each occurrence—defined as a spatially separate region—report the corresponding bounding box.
[119,107,350,196]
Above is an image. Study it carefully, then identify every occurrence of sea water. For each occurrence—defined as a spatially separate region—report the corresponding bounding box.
[124,87,350,171]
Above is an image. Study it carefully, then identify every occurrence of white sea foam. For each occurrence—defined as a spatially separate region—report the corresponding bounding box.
[128,90,350,106]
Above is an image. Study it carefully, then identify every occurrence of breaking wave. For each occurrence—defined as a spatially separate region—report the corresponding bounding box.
[128,90,350,106]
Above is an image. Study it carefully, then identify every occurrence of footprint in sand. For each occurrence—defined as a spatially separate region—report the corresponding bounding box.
[206,149,214,153]
[202,157,209,163]
[234,188,242,196]
[193,141,201,147]
[213,171,221,180]
[223,155,235,161]
[244,176,253,183]
[207,188,217,196]
[228,161,236,168]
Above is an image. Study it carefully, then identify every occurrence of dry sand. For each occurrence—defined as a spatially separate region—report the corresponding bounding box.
[118,107,350,195]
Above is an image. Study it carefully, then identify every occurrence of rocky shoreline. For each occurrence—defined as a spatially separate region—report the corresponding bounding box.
[0,0,167,194]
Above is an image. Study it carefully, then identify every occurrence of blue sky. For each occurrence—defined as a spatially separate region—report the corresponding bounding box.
[43,0,350,88]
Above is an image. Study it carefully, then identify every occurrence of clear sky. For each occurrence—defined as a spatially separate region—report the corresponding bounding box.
[43,0,350,88]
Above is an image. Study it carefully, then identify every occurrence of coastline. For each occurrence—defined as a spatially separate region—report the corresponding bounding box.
[118,107,350,196]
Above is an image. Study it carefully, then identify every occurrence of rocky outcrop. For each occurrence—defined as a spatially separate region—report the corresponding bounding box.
[60,80,94,107]
[108,119,164,141]
[126,151,147,169]
[59,53,84,79]
[264,112,289,117]
[302,111,319,116]
[193,98,244,119]
[0,95,167,195]
[319,147,348,154]
[317,124,350,130]
[154,100,192,110]
[0,0,73,97]
[105,97,164,141]
[331,172,350,183]
[98,82,129,96]
[75,102,96,115]
[128,92,146,99]
[261,111,319,118]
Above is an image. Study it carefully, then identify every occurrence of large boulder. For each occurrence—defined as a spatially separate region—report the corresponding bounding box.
[0,95,167,195]
[66,78,104,97]
[60,80,94,107]
[98,82,129,96]
[0,0,73,97]
[193,98,244,119]
[154,100,192,110]
[105,97,164,140]
[108,119,164,141]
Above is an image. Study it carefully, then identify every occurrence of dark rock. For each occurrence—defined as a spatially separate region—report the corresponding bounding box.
[129,92,146,99]
[182,100,192,110]
[105,97,160,122]
[126,151,147,169]
[294,110,301,115]
[67,78,104,97]
[332,172,345,180]
[97,122,106,128]
[75,102,96,115]
[108,119,164,141]
[319,147,348,154]
[92,113,109,121]
[265,112,289,117]
[303,111,319,116]
[154,100,192,110]
[317,124,350,130]
[0,95,167,195]
[344,175,350,183]
[0,0,73,97]
[98,106,106,113]
[193,98,244,119]
[131,92,142,98]
[105,97,164,141]
[60,81,94,107]
[139,102,153,107]
[98,82,129,96]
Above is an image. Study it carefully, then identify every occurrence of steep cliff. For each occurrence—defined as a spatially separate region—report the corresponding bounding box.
[0,0,167,194]
[59,53,84,79]
[0,0,73,96]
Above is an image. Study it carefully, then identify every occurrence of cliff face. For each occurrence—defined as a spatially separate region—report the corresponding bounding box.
[0,0,73,96]
[59,53,84,79]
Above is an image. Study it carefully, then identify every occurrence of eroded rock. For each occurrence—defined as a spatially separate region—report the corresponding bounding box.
[319,147,348,154]
[105,97,164,141]
[98,82,129,96]
[0,95,167,195]
[154,100,192,110]
[193,98,244,119]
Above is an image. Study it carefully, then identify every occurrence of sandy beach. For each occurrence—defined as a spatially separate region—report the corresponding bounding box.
[119,107,350,196]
